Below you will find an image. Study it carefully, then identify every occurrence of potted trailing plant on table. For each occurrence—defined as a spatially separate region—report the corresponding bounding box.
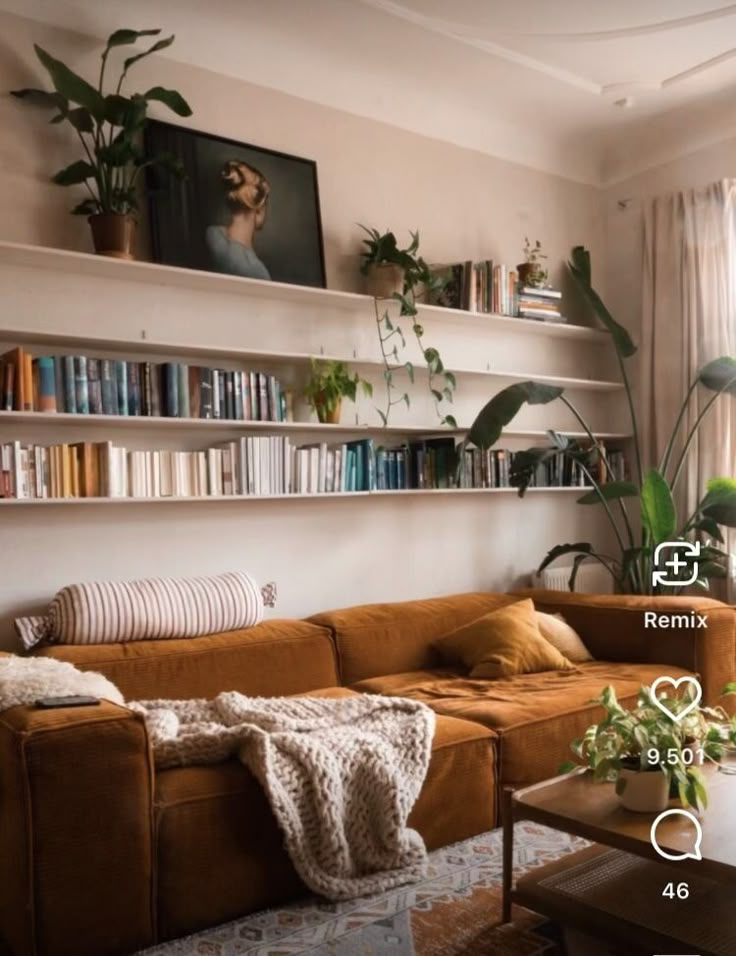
[304,358,372,424]
[358,225,457,427]
[465,245,736,594]
[562,684,724,812]
[12,29,192,259]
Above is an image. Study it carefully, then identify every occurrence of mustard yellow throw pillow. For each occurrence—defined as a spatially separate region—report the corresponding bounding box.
[536,611,593,663]
[436,599,575,679]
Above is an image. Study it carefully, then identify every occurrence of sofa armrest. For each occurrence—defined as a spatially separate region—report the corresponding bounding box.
[0,701,155,956]
[516,590,736,711]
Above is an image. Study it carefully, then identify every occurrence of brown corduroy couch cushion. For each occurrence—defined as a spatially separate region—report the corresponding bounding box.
[309,592,516,684]
[153,688,496,939]
[0,701,154,956]
[36,620,338,701]
[351,661,692,791]
[513,590,736,711]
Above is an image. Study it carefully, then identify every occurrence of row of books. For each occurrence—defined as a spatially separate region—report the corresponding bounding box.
[0,347,293,422]
[432,261,519,316]
[0,437,626,499]
[431,262,566,322]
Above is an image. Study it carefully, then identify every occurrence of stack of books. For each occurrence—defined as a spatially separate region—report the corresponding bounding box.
[0,347,293,422]
[431,262,519,316]
[517,286,563,322]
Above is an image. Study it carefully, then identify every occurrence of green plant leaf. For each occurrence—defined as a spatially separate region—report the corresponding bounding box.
[700,477,736,526]
[577,480,638,505]
[404,361,414,384]
[143,86,193,117]
[468,381,563,449]
[568,246,636,359]
[698,357,736,395]
[403,393,410,409]
[103,93,130,126]
[640,468,677,542]
[66,106,94,132]
[123,36,175,74]
[10,87,67,111]
[443,414,458,428]
[444,371,456,388]
[538,542,593,573]
[71,198,101,216]
[51,160,96,185]
[692,515,724,542]
[105,28,161,49]
[34,44,104,119]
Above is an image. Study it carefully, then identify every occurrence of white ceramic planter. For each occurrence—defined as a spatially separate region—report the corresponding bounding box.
[616,768,669,812]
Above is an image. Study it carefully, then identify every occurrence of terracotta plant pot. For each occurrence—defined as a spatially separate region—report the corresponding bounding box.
[314,395,341,424]
[88,213,136,260]
[364,263,404,299]
[616,768,669,812]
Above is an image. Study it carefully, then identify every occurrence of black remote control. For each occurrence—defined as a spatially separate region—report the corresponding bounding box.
[35,696,101,709]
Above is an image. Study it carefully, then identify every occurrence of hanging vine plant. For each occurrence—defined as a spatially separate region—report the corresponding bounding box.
[359,225,457,426]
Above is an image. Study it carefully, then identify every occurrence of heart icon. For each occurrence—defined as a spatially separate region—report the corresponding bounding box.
[650,676,702,722]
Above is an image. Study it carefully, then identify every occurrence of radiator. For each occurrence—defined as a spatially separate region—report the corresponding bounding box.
[531,563,612,594]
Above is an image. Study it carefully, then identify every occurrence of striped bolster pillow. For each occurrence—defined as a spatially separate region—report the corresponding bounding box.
[15,571,274,650]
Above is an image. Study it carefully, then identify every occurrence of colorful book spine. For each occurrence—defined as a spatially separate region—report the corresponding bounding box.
[74,356,89,414]
[115,361,128,416]
[36,357,57,412]
[100,360,116,414]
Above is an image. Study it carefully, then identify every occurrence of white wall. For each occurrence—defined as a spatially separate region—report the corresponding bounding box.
[0,10,616,649]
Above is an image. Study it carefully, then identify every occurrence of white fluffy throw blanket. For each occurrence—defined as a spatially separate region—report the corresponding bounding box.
[0,655,124,708]
[130,692,436,899]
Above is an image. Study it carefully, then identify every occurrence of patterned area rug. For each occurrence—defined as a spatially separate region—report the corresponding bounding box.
[138,823,586,956]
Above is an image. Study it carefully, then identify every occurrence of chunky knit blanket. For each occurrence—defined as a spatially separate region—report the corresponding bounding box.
[129,692,436,899]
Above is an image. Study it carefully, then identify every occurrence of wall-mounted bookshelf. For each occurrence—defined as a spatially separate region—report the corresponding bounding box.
[0,240,609,344]
[0,486,594,507]
[0,241,628,507]
[0,411,633,442]
[0,330,623,393]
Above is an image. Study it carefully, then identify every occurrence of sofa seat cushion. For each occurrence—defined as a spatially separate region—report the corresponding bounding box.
[351,662,693,789]
[153,687,497,939]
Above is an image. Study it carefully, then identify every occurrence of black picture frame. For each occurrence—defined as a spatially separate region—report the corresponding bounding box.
[145,120,326,288]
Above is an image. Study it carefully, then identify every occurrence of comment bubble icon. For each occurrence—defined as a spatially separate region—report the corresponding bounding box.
[650,808,703,862]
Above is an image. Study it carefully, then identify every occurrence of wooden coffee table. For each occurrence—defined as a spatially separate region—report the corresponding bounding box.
[502,765,736,956]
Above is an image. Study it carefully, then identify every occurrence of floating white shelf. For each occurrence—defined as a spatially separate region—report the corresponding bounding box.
[0,239,608,343]
[0,331,622,393]
[0,411,632,441]
[0,487,592,506]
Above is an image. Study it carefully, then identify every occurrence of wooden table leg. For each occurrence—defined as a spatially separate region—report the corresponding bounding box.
[501,786,514,923]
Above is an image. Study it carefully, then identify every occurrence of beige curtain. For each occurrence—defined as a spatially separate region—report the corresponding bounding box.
[642,179,736,598]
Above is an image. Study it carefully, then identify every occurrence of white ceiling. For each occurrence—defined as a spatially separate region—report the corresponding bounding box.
[4,0,736,186]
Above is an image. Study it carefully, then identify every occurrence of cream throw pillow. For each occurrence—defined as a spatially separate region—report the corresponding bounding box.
[536,611,593,662]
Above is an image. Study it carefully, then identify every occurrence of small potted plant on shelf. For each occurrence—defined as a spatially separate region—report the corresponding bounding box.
[11,29,192,260]
[359,225,436,299]
[304,358,372,424]
[561,685,717,813]
[517,237,548,288]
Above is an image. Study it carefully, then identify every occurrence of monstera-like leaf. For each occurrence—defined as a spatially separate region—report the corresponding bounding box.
[468,382,563,450]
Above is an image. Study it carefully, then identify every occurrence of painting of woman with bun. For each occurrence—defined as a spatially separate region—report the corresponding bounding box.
[146,121,326,288]
[205,160,271,280]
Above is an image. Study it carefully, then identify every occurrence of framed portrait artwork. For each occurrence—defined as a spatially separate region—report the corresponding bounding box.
[145,121,326,288]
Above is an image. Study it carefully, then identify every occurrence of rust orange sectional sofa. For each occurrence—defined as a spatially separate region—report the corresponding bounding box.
[1,589,733,956]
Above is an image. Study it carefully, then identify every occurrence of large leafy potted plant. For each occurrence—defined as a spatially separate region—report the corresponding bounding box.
[359,225,457,427]
[12,29,192,259]
[562,684,722,812]
[465,246,736,593]
[304,358,372,424]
